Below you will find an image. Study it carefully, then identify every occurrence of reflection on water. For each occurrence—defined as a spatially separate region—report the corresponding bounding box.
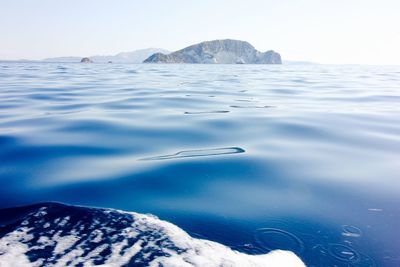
[0,63,400,266]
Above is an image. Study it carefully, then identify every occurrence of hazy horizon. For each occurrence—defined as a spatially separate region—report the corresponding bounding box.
[1,0,399,65]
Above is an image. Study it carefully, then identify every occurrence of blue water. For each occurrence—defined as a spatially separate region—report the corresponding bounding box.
[1,63,400,266]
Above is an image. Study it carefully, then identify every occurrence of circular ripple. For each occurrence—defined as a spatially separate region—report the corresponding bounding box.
[342,225,362,237]
[328,244,360,263]
[350,253,377,267]
[254,228,305,254]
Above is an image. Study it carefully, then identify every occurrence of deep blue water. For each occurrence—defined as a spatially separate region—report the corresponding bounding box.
[0,62,400,266]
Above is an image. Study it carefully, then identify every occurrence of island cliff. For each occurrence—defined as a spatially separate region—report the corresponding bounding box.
[143,39,282,64]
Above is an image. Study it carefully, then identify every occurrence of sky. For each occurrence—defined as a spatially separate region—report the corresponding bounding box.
[0,0,399,65]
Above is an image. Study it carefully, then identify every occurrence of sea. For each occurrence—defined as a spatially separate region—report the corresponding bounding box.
[0,62,399,266]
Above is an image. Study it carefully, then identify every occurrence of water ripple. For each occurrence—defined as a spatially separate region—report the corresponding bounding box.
[230,105,275,109]
[254,228,305,255]
[184,110,230,115]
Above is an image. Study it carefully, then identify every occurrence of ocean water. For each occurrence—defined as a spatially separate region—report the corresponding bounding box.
[0,62,399,266]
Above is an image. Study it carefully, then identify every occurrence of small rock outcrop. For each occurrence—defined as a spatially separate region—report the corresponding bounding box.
[143,39,282,64]
[80,57,93,63]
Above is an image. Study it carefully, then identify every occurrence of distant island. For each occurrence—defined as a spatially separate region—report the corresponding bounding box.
[80,57,92,63]
[0,41,317,64]
[143,39,282,64]
[43,48,169,63]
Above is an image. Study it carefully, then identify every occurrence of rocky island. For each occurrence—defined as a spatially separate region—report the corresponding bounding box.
[143,39,282,64]
[80,57,93,63]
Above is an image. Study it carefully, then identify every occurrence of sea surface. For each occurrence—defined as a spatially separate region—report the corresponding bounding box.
[0,63,399,266]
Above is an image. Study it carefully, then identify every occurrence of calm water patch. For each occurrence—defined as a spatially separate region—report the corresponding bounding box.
[0,63,399,266]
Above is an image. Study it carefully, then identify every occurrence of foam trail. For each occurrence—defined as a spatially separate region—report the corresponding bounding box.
[0,203,305,267]
[140,147,245,161]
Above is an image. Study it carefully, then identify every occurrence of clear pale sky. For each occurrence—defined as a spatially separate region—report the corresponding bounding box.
[1,0,399,64]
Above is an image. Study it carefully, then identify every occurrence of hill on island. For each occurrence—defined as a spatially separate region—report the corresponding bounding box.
[143,39,282,64]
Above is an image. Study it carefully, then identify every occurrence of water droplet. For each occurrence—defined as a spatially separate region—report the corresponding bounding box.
[350,253,376,267]
[328,244,360,263]
[342,225,362,238]
[368,208,383,212]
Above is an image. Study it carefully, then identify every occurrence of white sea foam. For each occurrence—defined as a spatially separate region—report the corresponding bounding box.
[0,205,305,267]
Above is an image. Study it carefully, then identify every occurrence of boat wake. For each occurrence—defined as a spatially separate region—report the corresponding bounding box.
[0,203,305,267]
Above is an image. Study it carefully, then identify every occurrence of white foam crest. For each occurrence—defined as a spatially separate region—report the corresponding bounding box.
[130,212,305,267]
[0,207,305,267]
